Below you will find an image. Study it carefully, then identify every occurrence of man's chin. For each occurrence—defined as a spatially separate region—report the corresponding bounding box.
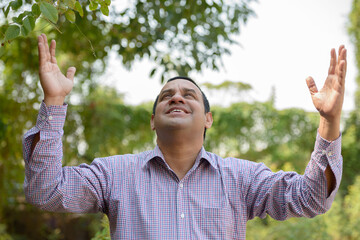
[157,121,193,131]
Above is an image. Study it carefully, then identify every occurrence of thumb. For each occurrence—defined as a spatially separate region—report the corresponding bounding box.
[66,67,76,81]
[306,76,318,95]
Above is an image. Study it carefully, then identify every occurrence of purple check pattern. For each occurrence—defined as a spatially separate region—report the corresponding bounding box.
[23,102,342,239]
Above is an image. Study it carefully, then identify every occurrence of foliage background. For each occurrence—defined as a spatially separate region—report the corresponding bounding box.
[1,0,360,239]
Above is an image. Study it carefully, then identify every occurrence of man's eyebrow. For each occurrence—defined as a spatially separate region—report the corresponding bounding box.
[183,88,200,98]
[159,87,198,98]
[183,88,197,94]
[159,89,174,95]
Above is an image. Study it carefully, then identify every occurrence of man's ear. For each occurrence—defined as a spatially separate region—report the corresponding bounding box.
[150,114,155,130]
[205,112,213,129]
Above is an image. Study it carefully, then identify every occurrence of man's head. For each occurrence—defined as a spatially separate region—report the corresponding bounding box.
[152,77,210,114]
[151,76,212,140]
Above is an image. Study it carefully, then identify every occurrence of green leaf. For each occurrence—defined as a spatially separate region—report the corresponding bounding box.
[39,2,58,24]
[104,0,111,6]
[64,0,76,9]
[12,15,24,24]
[74,1,84,17]
[0,46,5,58]
[100,5,109,16]
[4,25,20,41]
[149,68,157,77]
[89,1,98,11]
[23,16,35,32]
[65,9,76,23]
[17,12,26,21]
[31,3,41,17]
[21,25,29,36]
[58,3,67,14]
[23,11,33,16]
[10,0,22,11]
[4,4,11,18]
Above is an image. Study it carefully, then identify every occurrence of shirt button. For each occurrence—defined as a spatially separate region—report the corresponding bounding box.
[328,151,333,157]
[48,116,53,120]
[180,213,185,219]
[41,116,46,120]
[322,150,326,155]
[179,183,184,189]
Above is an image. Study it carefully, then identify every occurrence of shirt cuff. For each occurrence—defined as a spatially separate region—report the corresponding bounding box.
[36,101,68,131]
[313,130,343,200]
[313,131,342,169]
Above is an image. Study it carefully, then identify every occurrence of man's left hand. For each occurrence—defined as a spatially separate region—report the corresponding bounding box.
[306,45,347,141]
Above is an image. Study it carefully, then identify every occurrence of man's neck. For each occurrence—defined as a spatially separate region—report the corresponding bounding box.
[157,137,203,180]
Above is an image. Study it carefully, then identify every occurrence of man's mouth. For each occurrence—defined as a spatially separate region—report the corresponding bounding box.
[166,107,189,114]
[170,109,184,113]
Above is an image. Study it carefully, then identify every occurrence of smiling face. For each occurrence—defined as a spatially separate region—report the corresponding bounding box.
[151,79,213,141]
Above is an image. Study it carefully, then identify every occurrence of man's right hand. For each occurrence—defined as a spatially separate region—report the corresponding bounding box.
[38,34,76,106]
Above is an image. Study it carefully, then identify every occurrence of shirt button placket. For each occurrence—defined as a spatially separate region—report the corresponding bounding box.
[177,181,186,239]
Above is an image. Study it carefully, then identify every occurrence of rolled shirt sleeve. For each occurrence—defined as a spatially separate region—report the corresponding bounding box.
[246,132,342,220]
[23,101,110,213]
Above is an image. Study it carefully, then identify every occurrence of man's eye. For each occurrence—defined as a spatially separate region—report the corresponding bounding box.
[185,93,195,98]
[161,94,171,100]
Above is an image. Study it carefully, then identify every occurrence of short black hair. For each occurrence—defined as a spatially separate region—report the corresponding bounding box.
[152,76,211,139]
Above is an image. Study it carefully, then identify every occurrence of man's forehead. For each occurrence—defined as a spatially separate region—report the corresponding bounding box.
[159,79,202,94]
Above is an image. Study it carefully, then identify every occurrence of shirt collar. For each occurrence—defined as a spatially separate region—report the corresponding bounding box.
[142,145,218,170]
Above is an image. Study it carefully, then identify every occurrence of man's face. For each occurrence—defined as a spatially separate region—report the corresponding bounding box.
[151,79,213,138]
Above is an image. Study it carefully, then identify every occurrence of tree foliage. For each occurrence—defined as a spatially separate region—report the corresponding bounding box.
[205,102,318,172]
[342,0,360,192]
[1,0,255,81]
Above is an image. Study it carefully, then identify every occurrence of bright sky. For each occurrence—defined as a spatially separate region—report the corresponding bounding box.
[101,0,357,112]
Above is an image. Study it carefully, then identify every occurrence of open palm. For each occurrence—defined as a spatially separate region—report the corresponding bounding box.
[306,46,347,121]
[38,34,76,105]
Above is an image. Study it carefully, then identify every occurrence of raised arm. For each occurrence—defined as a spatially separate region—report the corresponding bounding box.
[24,35,109,213]
[38,33,76,106]
[306,45,347,195]
[30,34,76,153]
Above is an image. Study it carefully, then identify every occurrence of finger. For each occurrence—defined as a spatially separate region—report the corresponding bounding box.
[39,34,49,63]
[335,45,345,73]
[338,60,346,87]
[340,46,347,78]
[66,67,76,81]
[338,48,347,87]
[50,39,57,64]
[338,45,345,62]
[42,34,51,62]
[38,35,47,67]
[328,48,336,75]
[306,76,318,95]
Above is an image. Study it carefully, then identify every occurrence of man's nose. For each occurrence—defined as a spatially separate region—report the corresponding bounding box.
[170,93,185,104]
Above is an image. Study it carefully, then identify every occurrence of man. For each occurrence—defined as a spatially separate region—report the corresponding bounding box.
[23,34,346,239]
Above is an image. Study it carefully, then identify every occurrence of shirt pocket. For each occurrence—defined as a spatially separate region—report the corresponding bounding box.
[191,197,234,239]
